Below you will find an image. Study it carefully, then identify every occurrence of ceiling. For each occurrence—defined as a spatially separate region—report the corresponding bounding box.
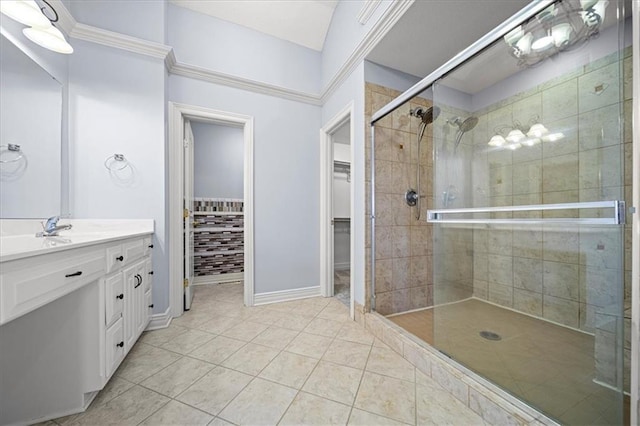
[170,0,338,51]
[366,0,532,92]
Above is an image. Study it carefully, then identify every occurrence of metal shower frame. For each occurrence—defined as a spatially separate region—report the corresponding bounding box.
[369,1,552,312]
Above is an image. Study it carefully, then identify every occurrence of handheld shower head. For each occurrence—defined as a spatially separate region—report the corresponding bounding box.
[410,106,440,125]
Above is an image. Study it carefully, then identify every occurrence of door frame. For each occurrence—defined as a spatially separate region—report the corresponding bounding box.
[320,102,355,319]
[168,102,255,317]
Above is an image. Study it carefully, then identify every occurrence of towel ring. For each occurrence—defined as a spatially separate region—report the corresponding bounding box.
[0,144,24,164]
[104,153,130,171]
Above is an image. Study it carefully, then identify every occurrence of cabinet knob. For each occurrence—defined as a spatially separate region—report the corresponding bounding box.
[65,271,82,278]
[148,244,154,248]
[116,341,124,348]
[116,255,124,261]
[134,274,142,288]
[116,294,124,300]
[148,304,154,308]
[148,271,154,275]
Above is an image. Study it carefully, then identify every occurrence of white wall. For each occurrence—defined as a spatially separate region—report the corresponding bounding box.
[364,60,420,93]
[191,122,244,199]
[167,3,321,94]
[68,40,168,311]
[321,0,394,89]
[69,1,166,44]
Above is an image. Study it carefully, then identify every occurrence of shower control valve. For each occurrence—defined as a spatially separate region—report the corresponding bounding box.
[405,189,419,207]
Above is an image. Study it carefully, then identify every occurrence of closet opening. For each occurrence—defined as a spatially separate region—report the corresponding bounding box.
[184,120,245,310]
[168,102,254,318]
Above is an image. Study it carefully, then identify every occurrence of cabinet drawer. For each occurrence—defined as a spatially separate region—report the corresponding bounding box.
[105,245,124,274]
[143,236,153,256]
[122,239,144,265]
[105,273,124,327]
[105,317,125,378]
[0,247,105,325]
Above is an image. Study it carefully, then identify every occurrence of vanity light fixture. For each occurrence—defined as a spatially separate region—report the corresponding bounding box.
[503,0,608,67]
[488,117,562,151]
[0,0,73,54]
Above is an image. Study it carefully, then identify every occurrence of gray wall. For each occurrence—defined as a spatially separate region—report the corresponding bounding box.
[191,122,244,199]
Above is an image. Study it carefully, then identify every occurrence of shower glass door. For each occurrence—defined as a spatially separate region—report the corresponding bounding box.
[429,1,629,423]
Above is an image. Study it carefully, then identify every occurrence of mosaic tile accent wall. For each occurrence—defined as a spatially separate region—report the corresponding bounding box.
[193,198,244,277]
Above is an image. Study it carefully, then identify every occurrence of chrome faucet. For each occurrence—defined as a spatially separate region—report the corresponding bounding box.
[36,216,72,237]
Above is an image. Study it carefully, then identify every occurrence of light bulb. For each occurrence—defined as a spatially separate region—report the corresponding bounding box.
[552,24,573,48]
[506,129,526,143]
[506,142,522,150]
[531,33,554,51]
[514,32,533,57]
[488,135,506,147]
[522,138,540,147]
[527,123,549,138]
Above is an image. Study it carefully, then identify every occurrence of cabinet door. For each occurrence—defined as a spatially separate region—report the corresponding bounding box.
[105,317,125,378]
[104,273,124,327]
[122,262,142,351]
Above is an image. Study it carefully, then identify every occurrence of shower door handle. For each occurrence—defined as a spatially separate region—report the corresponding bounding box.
[426,200,625,225]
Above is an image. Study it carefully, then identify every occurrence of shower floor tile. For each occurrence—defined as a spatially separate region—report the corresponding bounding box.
[387,298,630,425]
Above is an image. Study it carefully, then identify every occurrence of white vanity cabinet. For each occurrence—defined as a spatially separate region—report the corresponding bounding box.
[103,236,153,377]
[0,228,153,426]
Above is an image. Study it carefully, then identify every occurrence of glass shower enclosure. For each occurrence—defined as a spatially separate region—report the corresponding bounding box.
[370,1,632,424]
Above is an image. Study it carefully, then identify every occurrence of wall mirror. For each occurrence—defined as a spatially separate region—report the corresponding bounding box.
[0,33,63,219]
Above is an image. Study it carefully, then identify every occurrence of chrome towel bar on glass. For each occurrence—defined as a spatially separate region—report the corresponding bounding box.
[426,200,625,225]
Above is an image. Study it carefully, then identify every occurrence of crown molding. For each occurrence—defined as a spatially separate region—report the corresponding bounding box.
[357,0,382,25]
[320,0,414,103]
[170,62,322,105]
[43,0,411,107]
[70,23,172,59]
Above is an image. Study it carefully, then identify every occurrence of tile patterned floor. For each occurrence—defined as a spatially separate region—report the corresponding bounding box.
[334,270,350,307]
[47,282,485,426]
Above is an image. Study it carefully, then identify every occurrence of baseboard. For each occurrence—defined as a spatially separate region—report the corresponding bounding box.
[194,273,243,285]
[254,285,321,306]
[334,263,350,271]
[145,307,172,331]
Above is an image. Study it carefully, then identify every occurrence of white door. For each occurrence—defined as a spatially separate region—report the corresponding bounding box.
[184,120,195,310]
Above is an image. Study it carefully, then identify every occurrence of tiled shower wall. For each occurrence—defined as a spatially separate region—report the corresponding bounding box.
[465,48,633,389]
[365,82,435,316]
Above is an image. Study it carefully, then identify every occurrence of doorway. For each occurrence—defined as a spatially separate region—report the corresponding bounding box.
[168,102,255,318]
[183,120,245,310]
[320,102,355,318]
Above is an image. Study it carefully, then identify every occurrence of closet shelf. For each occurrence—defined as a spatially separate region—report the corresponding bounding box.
[193,211,244,216]
[194,250,244,257]
[194,227,244,232]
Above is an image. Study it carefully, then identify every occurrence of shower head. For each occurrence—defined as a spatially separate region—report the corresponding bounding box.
[410,106,440,125]
[451,116,479,151]
[459,116,479,132]
[448,116,479,132]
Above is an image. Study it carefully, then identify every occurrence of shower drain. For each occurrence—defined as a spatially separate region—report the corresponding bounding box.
[479,331,502,341]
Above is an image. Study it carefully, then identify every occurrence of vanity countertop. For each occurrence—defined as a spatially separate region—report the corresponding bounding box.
[0,219,154,262]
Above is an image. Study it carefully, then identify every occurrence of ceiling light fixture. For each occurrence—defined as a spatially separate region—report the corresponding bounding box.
[0,0,73,54]
[504,0,608,67]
